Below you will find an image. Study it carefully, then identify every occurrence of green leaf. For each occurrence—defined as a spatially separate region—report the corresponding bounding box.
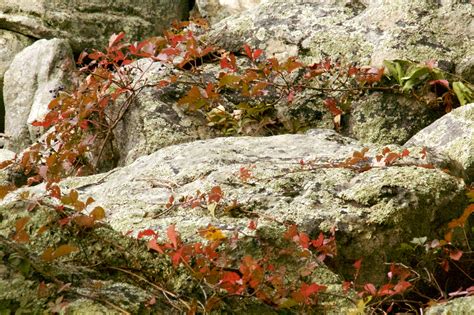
[453,82,474,106]
[401,66,430,92]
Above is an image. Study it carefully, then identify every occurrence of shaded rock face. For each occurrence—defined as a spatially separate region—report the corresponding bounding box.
[0,0,190,53]
[207,0,473,66]
[3,38,75,152]
[111,60,219,166]
[196,0,262,24]
[344,92,445,145]
[0,30,33,133]
[36,129,465,282]
[405,103,474,184]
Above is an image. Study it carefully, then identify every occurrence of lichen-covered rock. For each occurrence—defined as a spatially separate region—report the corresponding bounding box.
[0,30,33,133]
[110,59,220,166]
[405,103,474,184]
[29,129,465,283]
[207,0,473,66]
[0,0,190,53]
[424,296,474,315]
[3,38,75,152]
[0,192,352,313]
[344,92,444,145]
[0,149,15,163]
[196,0,262,24]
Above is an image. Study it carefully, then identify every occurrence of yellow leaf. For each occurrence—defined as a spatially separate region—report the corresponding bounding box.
[200,225,226,241]
[208,202,217,218]
[90,206,105,220]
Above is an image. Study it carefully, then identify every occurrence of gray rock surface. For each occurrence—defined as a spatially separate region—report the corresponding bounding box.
[0,148,15,163]
[196,0,262,24]
[0,30,33,132]
[207,0,473,66]
[29,129,464,282]
[425,296,474,315]
[405,103,474,184]
[0,0,190,53]
[345,92,444,145]
[3,38,75,152]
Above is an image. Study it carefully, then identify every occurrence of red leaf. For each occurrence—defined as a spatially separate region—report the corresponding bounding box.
[208,186,223,203]
[253,49,263,60]
[137,229,157,239]
[449,249,463,261]
[401,149,410,157]
[364,283,377,296]
[147,238,164,254]
[429,79,449,89]
[311,232,324,249]
[353,259,362,271]
[393,280,412,294]
[248,220,257,230]
[167,225,179,249]
[323,98,343,116]
[243,44,252,59]
[300,282,327,298]
[108,32,125,48]
[299,232,310,249]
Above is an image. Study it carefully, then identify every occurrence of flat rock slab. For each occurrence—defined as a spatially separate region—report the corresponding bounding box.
[37,129,466,281]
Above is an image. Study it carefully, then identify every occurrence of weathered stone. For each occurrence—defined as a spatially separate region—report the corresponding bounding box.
[0,0,190,54]
[405,103,474,184]
[456,55,474,83]
[207,0,473,66]
[110,59,220,166]
[0,30,33,133]
[425,296,474,315]
[196,0,262,24]
[3,38,75,152]
[0,192,353,313]
[344,92,444,145]
[0,149,15,163]
[21,129,463,283]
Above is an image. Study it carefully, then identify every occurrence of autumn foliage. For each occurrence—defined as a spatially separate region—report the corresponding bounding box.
[0,20,473,313]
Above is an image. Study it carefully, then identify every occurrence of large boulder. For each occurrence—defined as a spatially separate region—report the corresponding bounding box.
[405,103,474,184]
[3,38,76,152]
[207,0,473,66]
[196,0,262,24]
[0,30,33,133]
[0,0,191,53]
[17,129,463,283]
[344,92,445,145]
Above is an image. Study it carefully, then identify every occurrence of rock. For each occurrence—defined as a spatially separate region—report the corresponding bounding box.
[425,296,474,315]
[196,0,262,24]
[344,92,444,145]
[3,38,76,152]
[0,30,33,133]
[405,103,474,184]
[31,129,464,283]
[110,59,220,166]
[0,0,190,54]
[207,0,473,66]
[0,188,352,313]
[456,56,474,83]
[0,149,15,163]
